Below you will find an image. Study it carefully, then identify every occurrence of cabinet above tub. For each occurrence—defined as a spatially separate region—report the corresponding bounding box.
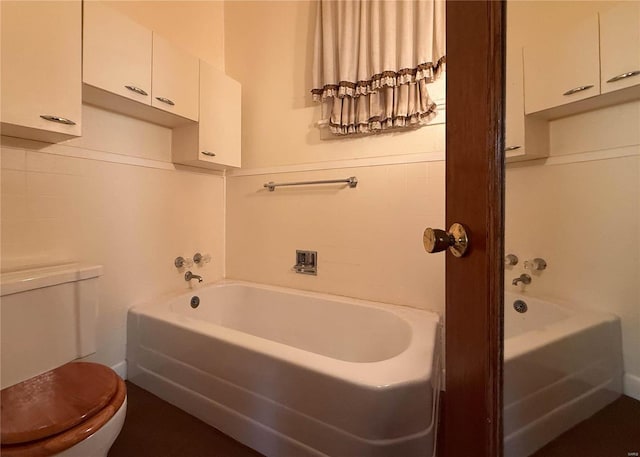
[523,3,640,118]
[82,1,199,126]
[506,2,639,162]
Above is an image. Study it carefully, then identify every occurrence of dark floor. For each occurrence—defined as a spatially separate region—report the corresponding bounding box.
[110,382,639,457]
[108,382,264,457]
[531,395,640,457]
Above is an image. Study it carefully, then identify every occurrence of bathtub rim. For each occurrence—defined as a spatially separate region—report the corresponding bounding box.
[129,279,442,390]
[504,291,621,362]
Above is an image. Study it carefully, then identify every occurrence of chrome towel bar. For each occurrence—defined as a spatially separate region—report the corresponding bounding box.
[264,177,358,192]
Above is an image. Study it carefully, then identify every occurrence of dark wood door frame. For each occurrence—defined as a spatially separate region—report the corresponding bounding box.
[443,1,505,456]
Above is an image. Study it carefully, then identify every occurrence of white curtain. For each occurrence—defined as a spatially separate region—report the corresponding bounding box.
[312,0,445,135]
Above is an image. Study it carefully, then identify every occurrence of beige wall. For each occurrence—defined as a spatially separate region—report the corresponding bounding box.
[226,162,446,312]
[224,0,447,313]
[1,106,226,372]
[223,0,445,169]
[107,0,225,69]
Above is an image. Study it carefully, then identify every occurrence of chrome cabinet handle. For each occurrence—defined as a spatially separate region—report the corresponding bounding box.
[201,151,216,157]
[505,145,521,152]
[606,70,640,83]
[562,85,594,96]
[155,96,175,106]
[40,115,76,125]
[124,85,148,96]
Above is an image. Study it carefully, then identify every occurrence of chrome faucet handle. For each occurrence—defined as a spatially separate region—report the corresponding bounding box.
[193,253,211,265]
[505,254,519,266]
[524,258,547,271]
[175,256,194,268]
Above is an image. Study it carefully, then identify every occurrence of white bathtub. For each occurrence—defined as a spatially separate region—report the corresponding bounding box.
[503,292,623,457]
[127,281,442,457]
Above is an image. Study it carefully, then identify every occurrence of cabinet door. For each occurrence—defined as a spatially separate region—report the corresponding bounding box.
[600,3,640,94]
[151,33,199,121]
[83,1,152,105]
[1,1,81,140]
[199,61,241,168]
[523,15,600,114]
[505,45,525,159]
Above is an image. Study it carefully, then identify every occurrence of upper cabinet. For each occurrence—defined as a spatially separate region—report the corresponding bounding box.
[523,8,639,118]
[523,15,600,115]
[82,2,199,125]
[172,61,241,169]
[1,0,82,142]
[600,2,640,94]
[83,1,152,105]
[151,34,200,121]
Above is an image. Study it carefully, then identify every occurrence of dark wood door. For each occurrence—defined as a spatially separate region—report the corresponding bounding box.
[441,1,505,456]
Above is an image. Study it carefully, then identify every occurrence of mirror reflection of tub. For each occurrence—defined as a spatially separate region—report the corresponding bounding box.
[503,292,623,456]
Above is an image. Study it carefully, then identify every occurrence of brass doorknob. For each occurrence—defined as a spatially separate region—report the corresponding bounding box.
[423,223,469,257]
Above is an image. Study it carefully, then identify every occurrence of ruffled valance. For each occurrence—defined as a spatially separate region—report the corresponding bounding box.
[311,0,446,136]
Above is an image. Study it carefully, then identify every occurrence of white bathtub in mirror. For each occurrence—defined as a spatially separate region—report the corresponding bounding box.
[504,292,623,457]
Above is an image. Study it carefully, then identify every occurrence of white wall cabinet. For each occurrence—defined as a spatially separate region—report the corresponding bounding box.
[600,2,640,94]
[523,15,600,115]
[524,9,639,118]
[83,1,152,106]
[173,61,241,169]
[82,2,199,126]
[505,17,548,162]
[1,0,82,142]
[151,34,200,121]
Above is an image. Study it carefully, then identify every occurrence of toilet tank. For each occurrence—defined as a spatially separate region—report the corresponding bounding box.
[0,264,102,388]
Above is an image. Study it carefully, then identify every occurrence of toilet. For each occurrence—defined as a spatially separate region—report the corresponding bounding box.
[0,264,127,457]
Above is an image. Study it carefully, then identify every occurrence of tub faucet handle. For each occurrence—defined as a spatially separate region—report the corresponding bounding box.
[524,258,547,271]
[185,271,203,283]
[505,254,518,266]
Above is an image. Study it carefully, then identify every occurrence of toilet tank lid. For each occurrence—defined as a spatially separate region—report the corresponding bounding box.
[0,264,103,297]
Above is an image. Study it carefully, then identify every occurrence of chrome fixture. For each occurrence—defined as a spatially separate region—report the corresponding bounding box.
[606,70,640,83]
[504,146,521,152]
[562,85,594,96]
[264,177,357,192]
[512,274,532,286]
[124,85,148,96]
[155,96,175,106]
[193,253,211,265]
[524,258,547,271]
[190,296,200,308]
[513,299,528,314]
[423,223,469,258]
[174,256,193,268]
[505,254,519,266]
[184,271,203,283]
[292,250,317,275]
[40,115,76,125]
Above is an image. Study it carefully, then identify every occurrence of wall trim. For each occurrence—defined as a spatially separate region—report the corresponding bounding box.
[624,373,640,401]
[1,135,224,176]
[508,144,639,169]
[112,360,128,380]
[227,150,446,177]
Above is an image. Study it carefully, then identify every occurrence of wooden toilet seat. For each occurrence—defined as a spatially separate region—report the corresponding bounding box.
[1,362,126,457]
